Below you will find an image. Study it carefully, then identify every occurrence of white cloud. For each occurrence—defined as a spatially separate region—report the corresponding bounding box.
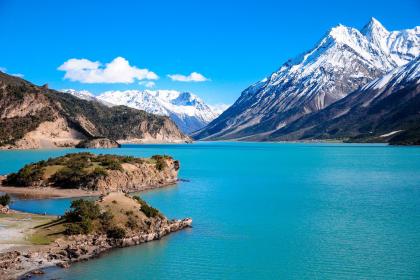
[139,81,156,88]
[0,66,24,78]
[209,103,230,115]
[167,72,209,82]
[58,57,158,84]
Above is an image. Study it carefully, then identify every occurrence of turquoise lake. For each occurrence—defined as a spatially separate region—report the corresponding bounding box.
[1,142,420,279]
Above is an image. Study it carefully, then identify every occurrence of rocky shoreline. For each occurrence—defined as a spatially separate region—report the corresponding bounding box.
[0,180,179,200]
[0,153,191,279]
[0,218,192,280]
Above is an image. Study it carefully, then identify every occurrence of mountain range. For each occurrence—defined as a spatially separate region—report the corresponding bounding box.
[0,73,189,149]
[270,57,420,144]
[194,18,419,144]
[63,89,220,134]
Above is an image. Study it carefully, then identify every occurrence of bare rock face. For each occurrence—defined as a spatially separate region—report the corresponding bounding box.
[94,159,180,193]
[76,138,121,149]
[0,205,9,214]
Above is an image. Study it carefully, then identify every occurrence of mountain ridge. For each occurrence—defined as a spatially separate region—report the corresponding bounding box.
[64,89,219,134]
[267,57,420,144]
[194,18,419,141]
[0,72,190,149]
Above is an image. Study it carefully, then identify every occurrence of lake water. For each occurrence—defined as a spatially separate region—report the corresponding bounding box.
[1,142,420,279]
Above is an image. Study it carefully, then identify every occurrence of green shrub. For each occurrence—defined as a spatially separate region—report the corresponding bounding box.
[64,199,100,222]
[64,223,84,235]
[51,167,84,188]
[151,155,169,171]
[98,210,119,233]
[106,227,126,239]
[97,155,123,171]
[100,210,114,226]
[5,164,44,186]
[92,167,107,177]
[141,204,159,218]
[63,199,100,235]
[64,219,92,235]
[0,194,11,206]
[51,166,106,189]
[133,196,159,218]
[126,215,138,230]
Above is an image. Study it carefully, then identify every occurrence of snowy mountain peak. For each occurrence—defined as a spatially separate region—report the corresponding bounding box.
[328,24,358,42]
[64,89,221,134]
[194,18,420,141]
[61,89,97,102]
[172,92,199,106]
[362,56,420,92]
[361,17,389,37]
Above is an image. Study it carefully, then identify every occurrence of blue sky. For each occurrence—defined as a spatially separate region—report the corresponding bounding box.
[1,0,419,106]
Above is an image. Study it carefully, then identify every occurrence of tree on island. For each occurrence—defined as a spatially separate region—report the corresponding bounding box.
[0,194,11,206]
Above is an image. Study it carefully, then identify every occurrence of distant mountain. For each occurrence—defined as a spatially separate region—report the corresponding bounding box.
[269,57,420,145]
[61,89,114,107]
[194,18,419,141]
[0,72,190,149]
[61,89,96,102]
[64,89,220,134]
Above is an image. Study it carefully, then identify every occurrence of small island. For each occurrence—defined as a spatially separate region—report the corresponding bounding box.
[0,153,191,279]
[0,152,180,198]
[0,192,192,279]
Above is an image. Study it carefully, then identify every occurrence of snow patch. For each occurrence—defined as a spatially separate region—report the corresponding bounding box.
[380,130,403,138]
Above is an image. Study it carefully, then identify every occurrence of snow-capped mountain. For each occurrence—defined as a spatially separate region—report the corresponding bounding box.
[61,89,115,107]
[194,18,419,141]
[62,89,96,101]
[269,56,420,144]
[97,90,218,134]
[63,89,220,134]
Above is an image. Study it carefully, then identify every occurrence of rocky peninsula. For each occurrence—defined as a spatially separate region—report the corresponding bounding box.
[0,192,192,280]
[75,137,121,148]
[0,153,180,198]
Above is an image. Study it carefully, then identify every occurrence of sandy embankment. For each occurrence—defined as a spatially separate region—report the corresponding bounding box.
[0,211,56,253]
[0,185,101,199]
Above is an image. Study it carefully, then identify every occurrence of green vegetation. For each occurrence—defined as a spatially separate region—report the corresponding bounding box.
[126,215,138,230]
[151,155,172,171]
[63,200,101,235]
[0,193,11,206]
[5,163,44,186]
[106,227,126,239]
[62,198,132,239]
[133,196,160,218]
[4,152,172,189]
[52,166,107,189]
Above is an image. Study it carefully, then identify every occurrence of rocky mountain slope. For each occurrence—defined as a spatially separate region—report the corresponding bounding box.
[194,18,419,140]
[268,57,420,144]
[0,72,190,149]
[64,89,219,134]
